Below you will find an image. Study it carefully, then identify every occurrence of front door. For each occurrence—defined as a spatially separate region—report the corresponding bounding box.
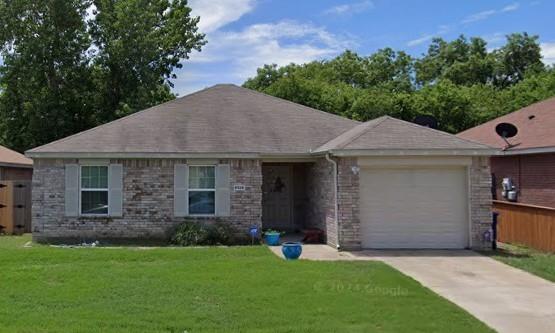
[262,165,292,230]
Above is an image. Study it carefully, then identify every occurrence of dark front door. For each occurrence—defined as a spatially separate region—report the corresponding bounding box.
[262,165,292,230]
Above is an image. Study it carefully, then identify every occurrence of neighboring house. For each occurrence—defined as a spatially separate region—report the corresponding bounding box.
[458,97,555,208]
[27,84,495,249]
[0,145,32,181]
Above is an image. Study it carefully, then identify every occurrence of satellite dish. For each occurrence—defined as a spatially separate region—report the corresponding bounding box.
[495,123,518,138]
[414,115,438,129]
[495,122,518,149]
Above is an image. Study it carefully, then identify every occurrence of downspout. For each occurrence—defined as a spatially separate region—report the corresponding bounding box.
[325,153,340,249]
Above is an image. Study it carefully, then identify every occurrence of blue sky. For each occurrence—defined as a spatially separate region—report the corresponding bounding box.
[176,0,555,95]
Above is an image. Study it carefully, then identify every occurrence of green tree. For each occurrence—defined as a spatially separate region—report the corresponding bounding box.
[0,0,94,152]
[90,0,206,122]
[0,0,205,151]
[493,32,545,87]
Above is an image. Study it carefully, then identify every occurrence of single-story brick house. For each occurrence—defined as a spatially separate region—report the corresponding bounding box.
[458,97,555,208]
[27,84,495,249]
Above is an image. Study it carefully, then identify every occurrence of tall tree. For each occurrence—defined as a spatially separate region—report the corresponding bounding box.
[0,0,205,151]
[90,0,206,122]
[0,0,94,152]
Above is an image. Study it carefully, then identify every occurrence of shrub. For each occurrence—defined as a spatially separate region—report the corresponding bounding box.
[170,222,208,246]
[170,221,241,246]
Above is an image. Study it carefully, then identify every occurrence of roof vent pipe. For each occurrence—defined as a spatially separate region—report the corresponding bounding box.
[325,153,340,249]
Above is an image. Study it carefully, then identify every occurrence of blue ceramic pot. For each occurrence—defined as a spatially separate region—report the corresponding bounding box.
[281,242,302,260]
[265,233,281,246]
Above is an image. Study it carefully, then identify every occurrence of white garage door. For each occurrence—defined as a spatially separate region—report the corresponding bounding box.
[359,167,469,249]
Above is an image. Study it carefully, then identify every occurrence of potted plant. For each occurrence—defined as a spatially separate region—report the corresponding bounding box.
[263,229,282,246]
[281,242,302,260]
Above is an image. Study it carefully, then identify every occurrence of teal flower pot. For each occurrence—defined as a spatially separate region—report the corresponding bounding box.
[264,232,280,246]
[281,242,302,260]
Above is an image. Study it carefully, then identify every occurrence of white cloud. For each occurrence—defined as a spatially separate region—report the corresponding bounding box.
[407,3,520,47]
[462,2,520,24]
[407,25,450,47]
[462,9,497,23]
[323,1,374,16]
[188,0,256,33]
[190,20,356,79]
[407,34,436,47]
[541,42,555,65]
[501,3,520,12]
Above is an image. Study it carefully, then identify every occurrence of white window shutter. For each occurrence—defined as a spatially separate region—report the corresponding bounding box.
[108,164,123,217]
[65,164,79,217]
[174,164,188,217]
[215,164,231,216]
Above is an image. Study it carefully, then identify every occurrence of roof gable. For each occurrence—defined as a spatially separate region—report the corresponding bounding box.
[28,84,358,155]
[458,97,555,151]
[316,116,493,152]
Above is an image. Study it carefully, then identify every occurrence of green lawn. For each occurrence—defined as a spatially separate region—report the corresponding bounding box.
[0,235,493,333]
[489,243,555,282]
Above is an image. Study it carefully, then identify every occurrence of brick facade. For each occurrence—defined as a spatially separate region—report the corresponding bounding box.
[32,156,491,249]
[491,153,555,208]
[305,156,492,250]
[32,158,262,243]
[470,156,493,249]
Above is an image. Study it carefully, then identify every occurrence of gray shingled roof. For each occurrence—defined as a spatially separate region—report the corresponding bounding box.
[27,85,493,157]
[315,116,493,152]
[28,84,358,155]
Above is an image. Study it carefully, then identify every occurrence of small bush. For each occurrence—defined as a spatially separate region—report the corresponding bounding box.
[170,222,209,246]
[170,221,242,246]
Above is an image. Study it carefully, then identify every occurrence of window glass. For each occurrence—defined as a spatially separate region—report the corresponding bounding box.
[189,191,215,215]
[81,166,109,215]
[188,166,216,215]
[81,166,108,189]
[189,166,215,189]
[81,191,108,215]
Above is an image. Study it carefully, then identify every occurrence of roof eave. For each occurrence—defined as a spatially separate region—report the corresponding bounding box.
[313,148,499,157]
[499,146,555,156]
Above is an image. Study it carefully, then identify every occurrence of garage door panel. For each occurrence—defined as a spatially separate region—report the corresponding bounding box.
[359,167,468,249]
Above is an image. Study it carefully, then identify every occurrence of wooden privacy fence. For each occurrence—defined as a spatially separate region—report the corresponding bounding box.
[493,200,555,252]
[0,180,32,235]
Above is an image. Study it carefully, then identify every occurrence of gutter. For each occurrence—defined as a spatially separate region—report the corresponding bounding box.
[325,153,340,249]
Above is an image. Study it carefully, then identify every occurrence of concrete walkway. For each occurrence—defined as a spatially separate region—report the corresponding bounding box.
[269,245,555,333]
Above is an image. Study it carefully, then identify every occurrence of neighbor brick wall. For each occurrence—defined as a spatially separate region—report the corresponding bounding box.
[491,153,555,208]
[31,158,262,243]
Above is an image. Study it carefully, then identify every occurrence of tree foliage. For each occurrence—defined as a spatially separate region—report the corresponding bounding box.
[244,33,554,134]
[0,0,205,151]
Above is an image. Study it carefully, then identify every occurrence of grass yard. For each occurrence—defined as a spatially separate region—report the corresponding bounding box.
[0,235,493,333]
[488,243,555,282]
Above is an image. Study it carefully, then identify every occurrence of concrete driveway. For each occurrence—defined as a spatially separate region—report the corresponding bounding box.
[269,245,555,333]
[351,250,555,333]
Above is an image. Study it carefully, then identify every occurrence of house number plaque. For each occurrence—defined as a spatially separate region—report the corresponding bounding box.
[233,184,246,191]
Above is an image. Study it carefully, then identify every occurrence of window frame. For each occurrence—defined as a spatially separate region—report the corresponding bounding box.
[79,165,110,216]
[188,165,216,216]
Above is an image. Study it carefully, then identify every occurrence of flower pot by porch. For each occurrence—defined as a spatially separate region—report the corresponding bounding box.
[281,242,302,260]
[264,232,281,246]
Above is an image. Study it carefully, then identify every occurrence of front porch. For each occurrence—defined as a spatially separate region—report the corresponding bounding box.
[261,162,328,241]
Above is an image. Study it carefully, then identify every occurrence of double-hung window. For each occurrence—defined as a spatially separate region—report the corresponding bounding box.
[80,166,109,215]
[188,166,215,215]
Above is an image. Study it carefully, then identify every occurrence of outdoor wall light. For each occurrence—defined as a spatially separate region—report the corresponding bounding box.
[351,166,360,175]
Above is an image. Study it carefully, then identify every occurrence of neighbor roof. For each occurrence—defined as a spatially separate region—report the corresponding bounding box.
[0,145,32,167]
[27,84,494,158]
[316,116,493,154]
[458,97,555,153]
